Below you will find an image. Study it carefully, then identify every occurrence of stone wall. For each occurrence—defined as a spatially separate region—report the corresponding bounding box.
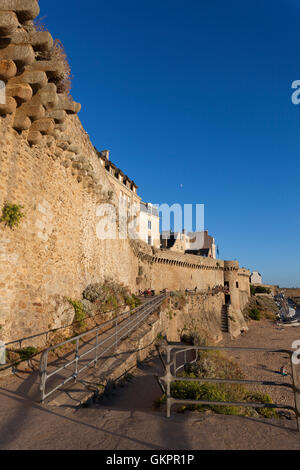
[0,1,250,345]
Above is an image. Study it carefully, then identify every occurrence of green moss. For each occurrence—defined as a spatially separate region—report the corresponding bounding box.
[14,346,38,361]
[251,285,270,295]
[245,391,277,418]
[249,308,261,321]
[125,294,141,310]
[66,298,86,329]
[0,202,25,229]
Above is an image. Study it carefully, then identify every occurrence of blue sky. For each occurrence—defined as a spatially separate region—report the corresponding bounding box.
[40,0,300,287]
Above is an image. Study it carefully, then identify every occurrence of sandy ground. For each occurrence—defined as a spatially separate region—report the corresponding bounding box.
[221,320,300,412]
[1,319,300,449]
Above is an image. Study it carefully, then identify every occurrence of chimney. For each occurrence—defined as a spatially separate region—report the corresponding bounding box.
[102,150,110,160]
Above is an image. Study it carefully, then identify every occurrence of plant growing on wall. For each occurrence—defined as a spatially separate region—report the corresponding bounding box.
[66,298,86,330]
[0,202,25,229]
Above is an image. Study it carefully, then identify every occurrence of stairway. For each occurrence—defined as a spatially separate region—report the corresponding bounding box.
[221,305,229,333]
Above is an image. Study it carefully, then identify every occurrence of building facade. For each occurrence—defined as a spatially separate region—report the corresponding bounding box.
[250,271,262,285]
[96,149,141,238]
[139,202,160,248]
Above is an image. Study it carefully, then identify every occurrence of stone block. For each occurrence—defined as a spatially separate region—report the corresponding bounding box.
[29,31,53,51]
[6,82,32,103]
[19,102,45,120]
[27,129,42,145]
[31,83,58,109]
[9,70,48,92]
[25,60,65,79]
[0,11,18,36]
[0,44,35,67]
[47,109,66,123]
[56,94,81,114]
[0,59,17,80]
[7,28,29,44]
[13,110,31,130]
[29,117,54,135]
[0,0,40,22]
[0,95,16,114]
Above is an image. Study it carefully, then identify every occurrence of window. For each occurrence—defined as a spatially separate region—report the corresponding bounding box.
[236,282,239,288]
[148,220,152,230]
[148,236,152,246]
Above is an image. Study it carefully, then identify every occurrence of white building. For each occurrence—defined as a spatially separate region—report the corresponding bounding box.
[250,271,262,285]
[139,202,160,248]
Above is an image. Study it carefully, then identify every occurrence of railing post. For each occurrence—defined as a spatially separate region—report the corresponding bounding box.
[290,353,300,432]
[39,350,48,403]
[74,338,79,382]
[115,318,118,353]
[166,346,172,418]
[95,329,99,366]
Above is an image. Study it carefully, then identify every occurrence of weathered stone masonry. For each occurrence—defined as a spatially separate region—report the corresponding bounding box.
[0,1,250,345]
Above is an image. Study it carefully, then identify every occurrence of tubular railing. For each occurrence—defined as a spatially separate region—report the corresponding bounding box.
[161,344,300,432]
[40,294,166,402]
[3,301,132,350]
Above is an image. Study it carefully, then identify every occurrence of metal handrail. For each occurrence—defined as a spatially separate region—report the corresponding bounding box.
[161,344,300,432]
[3,300,137,349]
[40,294,166,402]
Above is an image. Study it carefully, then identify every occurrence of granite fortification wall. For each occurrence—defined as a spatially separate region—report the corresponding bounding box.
[0,1,250,344]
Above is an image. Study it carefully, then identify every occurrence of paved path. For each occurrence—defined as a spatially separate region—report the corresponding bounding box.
[1,315,300,449]
[1,353,300,450]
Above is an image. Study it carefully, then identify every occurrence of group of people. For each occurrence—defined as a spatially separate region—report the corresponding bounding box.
[137,289,156,297]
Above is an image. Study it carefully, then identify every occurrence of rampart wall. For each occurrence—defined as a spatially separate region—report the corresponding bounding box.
[0,1,250,344]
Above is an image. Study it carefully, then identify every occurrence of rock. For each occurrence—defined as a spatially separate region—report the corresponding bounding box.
[83,283,104,303]
[0,96,16,114]
[6,82,32,103]
[25,60,65,80]
[13,110,31,130]
[56,94,81,114]
[19,103,45,120]
[0,0,40,23]
[27,129,42,145]
[29,117,54,135]
[31,83,58,109]
[82,299,94,317]
[29,31,53,52]
[0,44,35,67]
[0,11,18,37]
[50,295,75,330]
[0,59,17,80]
[9,70,48,92]
[47,109,66,124]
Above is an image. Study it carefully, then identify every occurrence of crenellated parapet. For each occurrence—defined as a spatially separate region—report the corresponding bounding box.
[129,239,226,271]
